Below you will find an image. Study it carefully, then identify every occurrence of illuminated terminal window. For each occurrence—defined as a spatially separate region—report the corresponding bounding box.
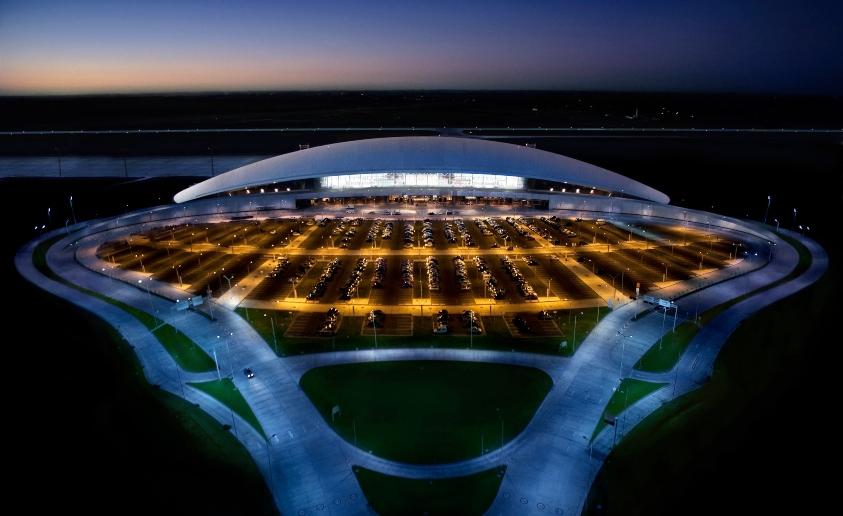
[320,172,525,190]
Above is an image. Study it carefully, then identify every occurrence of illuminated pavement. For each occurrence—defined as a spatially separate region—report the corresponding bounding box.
[17,207,825,516]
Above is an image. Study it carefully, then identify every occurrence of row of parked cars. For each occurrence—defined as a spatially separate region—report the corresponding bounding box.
[487,218,510,241]
[267,256,289,278]
[512,315,533,333]
[381,221,394,240]
[501,256,539,301]
[463,310,482,334]
[505,216,535,240]
[539,215,577,239]
[473,256,506,299]
[453,256,472,291]
[401,259,414,288]
[432,309,482,334]
[288,257,316,285]
[366,309,385,328]
[403,221,415,248]
[307,258,341,300]
[455,219,475,246]
[426,256,441,291]
[433,309,450,334]
[371,257,387,288]
[339,258,368,299]
[318,307,341,336]
[444,221,457,244]
[366,220,382,242]
[421,219,435,247]
[523,219,549,239]
[474,218,493,236]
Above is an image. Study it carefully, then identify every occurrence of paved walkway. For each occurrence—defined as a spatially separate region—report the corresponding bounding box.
[16,208,825,516]
[22,230,370,515]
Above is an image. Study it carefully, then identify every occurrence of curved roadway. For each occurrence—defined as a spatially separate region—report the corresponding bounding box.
[16,209,826,516]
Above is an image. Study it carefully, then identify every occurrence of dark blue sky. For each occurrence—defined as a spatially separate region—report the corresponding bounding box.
[1,0,841,94]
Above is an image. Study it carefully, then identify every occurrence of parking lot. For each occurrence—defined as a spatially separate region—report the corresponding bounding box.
[503,311,563,338]
[99,213,744,322]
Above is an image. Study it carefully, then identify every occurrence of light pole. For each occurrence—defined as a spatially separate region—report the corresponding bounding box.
[658,306,667,350]
[572,311,583,351]
[371,310,378,349]
[138,279,154,314]
[609,274,616,301]
[774,218,780,232]
[213,336,222,380]
[763,195,771,225]
[264,312,278,354]
[69,195,77,225]
[620,267,628,297]
[617,331,630,379]
[792,208,797,229]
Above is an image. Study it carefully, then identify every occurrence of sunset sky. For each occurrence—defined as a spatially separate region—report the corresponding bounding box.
[1,0,841,94]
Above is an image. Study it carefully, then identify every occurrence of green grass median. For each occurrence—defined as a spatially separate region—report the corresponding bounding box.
[633,233,813,373]
[33,234,215,372]
[188,378,266,439]
[592,378,667,441]
[634,321,699,373]
[301,360,552,464]
[240,306,608,357]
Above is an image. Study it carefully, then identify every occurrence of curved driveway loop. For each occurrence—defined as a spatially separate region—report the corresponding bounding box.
[17,207,825,516]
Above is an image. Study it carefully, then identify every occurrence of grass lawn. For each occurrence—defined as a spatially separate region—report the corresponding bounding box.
[188,378,267,439]
[240,306,608,358]
[17,260,277,514]
[633,321,699,372]
[117,303,215,372]
[592,379,667,441]
[300,360,552,464]
[353,465,506,516]
[584,240,834,516]
[34,235,215,372]
[557,306,611,355]
[32,233,69,281]
[632,234,813,374]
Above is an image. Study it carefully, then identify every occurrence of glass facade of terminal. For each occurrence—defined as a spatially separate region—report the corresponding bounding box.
[319,172,525,190]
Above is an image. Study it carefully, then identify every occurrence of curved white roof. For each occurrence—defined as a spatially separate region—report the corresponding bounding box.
[174,136,669,204]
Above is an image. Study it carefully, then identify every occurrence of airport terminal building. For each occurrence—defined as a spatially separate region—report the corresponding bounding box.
[174,136,670,209]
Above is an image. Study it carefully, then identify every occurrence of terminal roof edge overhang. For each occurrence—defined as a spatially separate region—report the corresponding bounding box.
[173,136,670,204]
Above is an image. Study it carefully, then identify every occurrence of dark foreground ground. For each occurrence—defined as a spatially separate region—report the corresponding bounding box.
[2,92,840,515]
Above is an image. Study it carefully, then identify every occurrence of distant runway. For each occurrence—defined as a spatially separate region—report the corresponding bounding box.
[1,126,839,178]
[1,126,841,136]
